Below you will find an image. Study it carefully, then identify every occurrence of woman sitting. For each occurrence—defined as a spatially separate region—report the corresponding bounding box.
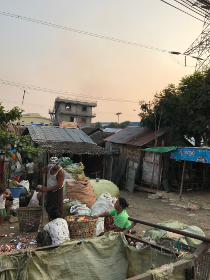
[36,206,70,247]
[93,197,131,234]
[27,185,42,207]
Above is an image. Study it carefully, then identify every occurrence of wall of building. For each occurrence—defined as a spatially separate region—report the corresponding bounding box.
[55,101,94,126]
[122,145,141,164]
[18,113,52,125]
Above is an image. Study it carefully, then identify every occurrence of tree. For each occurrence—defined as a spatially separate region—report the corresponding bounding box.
[94,122,102,129]
[106,122,119,128]
[118,121,134,128]
[0,104,44,157]
[0,104,22,130]
[139,70,210,146]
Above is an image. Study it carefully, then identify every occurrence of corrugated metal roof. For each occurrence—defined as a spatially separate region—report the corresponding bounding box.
[27,126,94,144]
[103,128,123,133]
[104,126,168,147]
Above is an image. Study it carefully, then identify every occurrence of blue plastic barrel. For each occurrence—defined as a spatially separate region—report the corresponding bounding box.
[9,187,23,198]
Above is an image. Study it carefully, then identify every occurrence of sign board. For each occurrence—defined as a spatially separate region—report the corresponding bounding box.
[59,121,81,128]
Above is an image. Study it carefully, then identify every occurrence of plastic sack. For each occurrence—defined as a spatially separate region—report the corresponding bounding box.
[91,193,116,236]
[59,157,73,168]
[91,193,116,215]
[64,170,73,180]
[20,180,30,191]
[65,177,96,208]
[62,199,82,218]
[64,163,85,179]
[91,180,120,200]
[70,204,91,216]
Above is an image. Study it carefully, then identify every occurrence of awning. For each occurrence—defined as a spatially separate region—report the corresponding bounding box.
[171,148,210,164]
[145,146,177,153]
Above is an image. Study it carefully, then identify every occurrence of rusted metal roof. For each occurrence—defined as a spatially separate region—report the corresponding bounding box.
[104,126,168,147]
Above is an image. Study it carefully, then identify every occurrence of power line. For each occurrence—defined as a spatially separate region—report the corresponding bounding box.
[0,98,138,118]
[0,10,203,65]
[0,11,171,53]
[159,0,204,22]
[0,78,140,104]
[180,0,207,16]
[173,0,206,17]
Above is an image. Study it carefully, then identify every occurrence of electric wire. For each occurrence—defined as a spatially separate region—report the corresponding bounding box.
[180,0,207,16]
[0,11,171,53]
[183,0,210,15]
[169,53,195,67]
[0,79,139,104]
[159,0,204,21]
[0,98,138,118]
[172,0,206,17]
[0,10,204,63]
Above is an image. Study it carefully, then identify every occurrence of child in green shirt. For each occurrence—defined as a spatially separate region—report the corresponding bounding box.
[93,197,131,234]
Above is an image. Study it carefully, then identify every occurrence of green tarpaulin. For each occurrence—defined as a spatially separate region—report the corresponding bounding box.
[145,146,177,153]
[0,232,189,280]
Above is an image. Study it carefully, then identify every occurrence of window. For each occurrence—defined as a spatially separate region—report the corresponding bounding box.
[82,118,86,123]
[70,117,74,122]
[82,106,87,111]
[65,103,71,110]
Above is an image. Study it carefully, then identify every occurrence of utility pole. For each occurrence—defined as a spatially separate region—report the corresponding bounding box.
[21,90,26,110]
[115,112,122,124]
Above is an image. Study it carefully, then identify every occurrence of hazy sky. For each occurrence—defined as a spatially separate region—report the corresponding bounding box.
[0,0,203,123]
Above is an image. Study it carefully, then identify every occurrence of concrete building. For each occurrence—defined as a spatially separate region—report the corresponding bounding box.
[16,113,52,125]
[49,97,97,127]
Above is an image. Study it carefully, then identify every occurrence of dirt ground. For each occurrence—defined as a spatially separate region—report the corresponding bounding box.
[0,189,210,249]
[120,190,210,237]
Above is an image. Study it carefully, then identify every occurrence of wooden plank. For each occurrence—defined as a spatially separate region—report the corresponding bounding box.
[129,217,210,243]
[179,160,186,198]
[35,244,60,251]
[123,223,136,235]
[115,154,128,186]
[126,260,194,280]
[135,186,159,194]
[193,241,210,262]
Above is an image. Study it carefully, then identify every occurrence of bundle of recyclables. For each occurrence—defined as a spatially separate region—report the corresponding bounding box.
[65,215,97,240]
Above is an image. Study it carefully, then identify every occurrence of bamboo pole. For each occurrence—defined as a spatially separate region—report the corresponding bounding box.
[41,173,46,227]
[179,160,186,198]
[150,109,163,189]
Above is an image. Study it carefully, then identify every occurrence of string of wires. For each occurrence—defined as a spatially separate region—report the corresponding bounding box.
[173,0,207,17]
[0,79,139,104]
[0,98,138,117]
[159,0,204,21]
[0,11,170,53]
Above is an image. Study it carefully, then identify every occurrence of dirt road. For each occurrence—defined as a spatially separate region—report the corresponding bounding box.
[0,190,209,249]
[120,190,210,237]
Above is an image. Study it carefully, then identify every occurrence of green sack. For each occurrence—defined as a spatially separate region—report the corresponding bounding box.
[64,162,85,179]
[59,157,73,168]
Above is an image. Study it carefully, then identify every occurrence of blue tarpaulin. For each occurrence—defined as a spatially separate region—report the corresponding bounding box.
[171,148,210,164]
[8,147,17,153]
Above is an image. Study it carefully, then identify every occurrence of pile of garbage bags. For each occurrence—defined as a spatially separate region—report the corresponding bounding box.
[63,191,117,236]
[64,162,86,179]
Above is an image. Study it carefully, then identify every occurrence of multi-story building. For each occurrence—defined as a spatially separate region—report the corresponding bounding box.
[15,113,52,125]
[49,97,97,127]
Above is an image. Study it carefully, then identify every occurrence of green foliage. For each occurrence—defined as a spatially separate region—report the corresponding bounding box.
[106,121,134,129]
[94,122,102,129]
[106,122,119,128]
[0,104,44,157]
[0,131,44,157]
[139,70,210,146]
[0,104,23,130]
[118,121,134,128]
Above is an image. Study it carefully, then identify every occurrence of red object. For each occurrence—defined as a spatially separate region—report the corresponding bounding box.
[14,175,21,182]
[12,153,16,160]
